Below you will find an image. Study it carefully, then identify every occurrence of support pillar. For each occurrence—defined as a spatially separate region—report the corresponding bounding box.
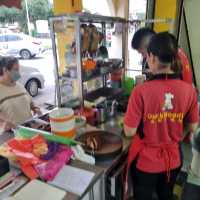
[154,0,177,32]
[53,0,82,15]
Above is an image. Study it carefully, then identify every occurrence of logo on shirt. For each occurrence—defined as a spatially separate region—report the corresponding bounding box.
[162,93,174,111]
[144,112,183,123]
[144,92,184,123]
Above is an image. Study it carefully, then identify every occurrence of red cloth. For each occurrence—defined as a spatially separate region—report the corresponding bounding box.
[0,0,21,8]
[7,135,46,179]
[7,136,73,181]
[178,48,193,84]
[35,145,73,181]
[124,134,143,199]
[127,135,144,169]
[124,79,199,173]
[8,135,46,154]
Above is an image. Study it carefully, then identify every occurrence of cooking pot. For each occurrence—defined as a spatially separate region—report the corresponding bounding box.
[76,130,123,161]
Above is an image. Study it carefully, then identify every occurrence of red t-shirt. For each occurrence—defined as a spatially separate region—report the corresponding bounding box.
[178,48,193,84]
[124,79,199,173]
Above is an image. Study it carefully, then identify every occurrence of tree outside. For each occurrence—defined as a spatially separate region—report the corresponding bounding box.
[0,0,53,34]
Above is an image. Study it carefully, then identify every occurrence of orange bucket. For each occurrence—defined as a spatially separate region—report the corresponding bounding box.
[49,108,75,138]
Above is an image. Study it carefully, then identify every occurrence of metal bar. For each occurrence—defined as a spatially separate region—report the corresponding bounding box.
[102,22,106,46]
[75,19,84,107]
[50,16,173,39]
[49,13,126,24]
[91,188,95,200]
[123,22,128,68]
[79,171,104,200]
[24,0,31,36]
[145,0,148,21]
[126,68,143,72]
[128,18,174,24]
[128,18,175,34]
[89,190,92,200]
[183,7,197,86]
[49,15,79,22]
[101,174,105,200]
[145,0,156,29]
[78,13,126,23]
[101,22,107,88]
[102,75,107,88]
[177,0,184,41]
[176,0,184,41]
[49,18,62,107]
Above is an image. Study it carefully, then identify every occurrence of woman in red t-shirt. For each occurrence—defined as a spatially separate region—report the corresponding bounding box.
[124,32,199,200]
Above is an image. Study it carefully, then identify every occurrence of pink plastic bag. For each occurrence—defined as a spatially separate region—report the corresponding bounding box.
[35,145,73,181]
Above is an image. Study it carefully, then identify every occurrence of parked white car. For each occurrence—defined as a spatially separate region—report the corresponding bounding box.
[19,65,45,97]
[0,33,45,59]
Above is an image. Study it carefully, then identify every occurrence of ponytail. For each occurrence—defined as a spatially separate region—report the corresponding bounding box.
[171,55,182,74]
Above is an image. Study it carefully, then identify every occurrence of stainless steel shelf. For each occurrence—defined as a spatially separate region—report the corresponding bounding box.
[85,87,123,102]
[83,66,123,82]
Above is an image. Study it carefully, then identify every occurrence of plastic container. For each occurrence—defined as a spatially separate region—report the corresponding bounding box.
[81,107,95,126]
[82,59,96,71]
[49,108,75,138]
[135,75,146,85]
[122,76,135,96]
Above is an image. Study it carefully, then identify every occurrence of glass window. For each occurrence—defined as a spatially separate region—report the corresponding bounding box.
[6,35,22,42]
[0,36,5,42]
[128,0,147,78]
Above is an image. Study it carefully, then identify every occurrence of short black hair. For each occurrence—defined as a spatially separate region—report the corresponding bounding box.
[97,46,108,58]
[0,56,19,76]
[131,27,155,50]
[147,32,178,64]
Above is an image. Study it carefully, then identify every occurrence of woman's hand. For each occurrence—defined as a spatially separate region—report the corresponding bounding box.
[1,121,16,132]
[124,125,137,137]
[33,107,42,116]
[30,102,42,116]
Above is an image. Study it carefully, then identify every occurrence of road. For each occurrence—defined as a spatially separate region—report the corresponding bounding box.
[19,50,56,108]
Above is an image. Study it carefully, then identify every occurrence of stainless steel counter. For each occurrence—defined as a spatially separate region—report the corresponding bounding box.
[0,114,131,200]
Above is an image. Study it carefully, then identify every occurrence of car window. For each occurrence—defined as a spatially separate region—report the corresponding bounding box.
[6,35,22,42]
[0,36,5,42]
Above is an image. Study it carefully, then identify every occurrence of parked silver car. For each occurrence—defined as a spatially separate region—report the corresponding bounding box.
[19,65,45,97]
[0,33,44,59]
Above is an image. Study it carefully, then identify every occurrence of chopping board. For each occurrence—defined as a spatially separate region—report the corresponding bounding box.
[77,131,123,160]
